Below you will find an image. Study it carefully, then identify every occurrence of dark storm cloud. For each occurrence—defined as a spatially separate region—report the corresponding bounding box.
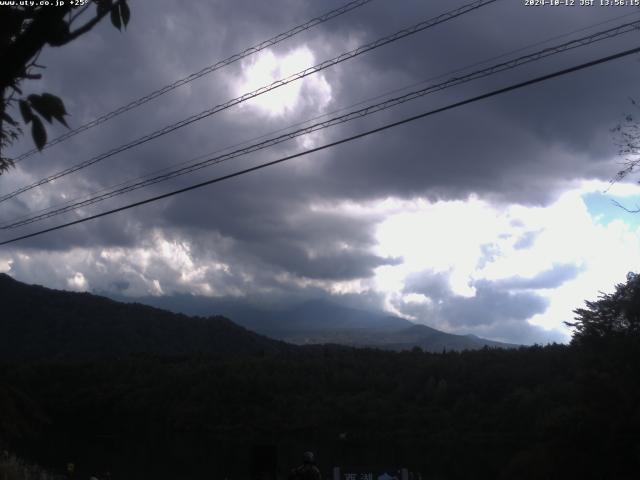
[0,0,357,254]
[4,0,634,240]
[160,185,398,281]
[0,0,632,343]
[307,1,640,205]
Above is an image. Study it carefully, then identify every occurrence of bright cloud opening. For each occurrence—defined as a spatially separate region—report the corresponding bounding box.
[341,180,640,342]
[67,272,88,291]
[236,46,332,117]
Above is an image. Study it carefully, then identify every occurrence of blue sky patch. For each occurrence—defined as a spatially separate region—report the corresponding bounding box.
[583,192,640,229]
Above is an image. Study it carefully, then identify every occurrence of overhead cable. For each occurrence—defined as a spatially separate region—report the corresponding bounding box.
[2,43,639,246]
[0,0,499,204]
[12,0,375,163]
[4,18,638,229]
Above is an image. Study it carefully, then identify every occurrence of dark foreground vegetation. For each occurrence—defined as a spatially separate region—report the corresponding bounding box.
[0,451,56,480]
[1,340,639,479]
[1,274,639,479]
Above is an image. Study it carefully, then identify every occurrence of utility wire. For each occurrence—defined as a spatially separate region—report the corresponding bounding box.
[12,0,375,163]
[3,11,637,229]
[15,2,633,201]
[4,18,639,230]
[18,6,637,229]
[0,0,499,205]
[5,3,638,230]
[2,43,639,247]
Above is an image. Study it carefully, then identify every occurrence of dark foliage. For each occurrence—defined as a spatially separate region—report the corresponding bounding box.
[568,271,640,344]
[0,0,130,172]
[1,274,639,478]
[1,341,639,479]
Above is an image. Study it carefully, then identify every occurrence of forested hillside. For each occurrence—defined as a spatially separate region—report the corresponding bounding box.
[1,274,639,479]
[0,274,287,360]
[2,339,639,479]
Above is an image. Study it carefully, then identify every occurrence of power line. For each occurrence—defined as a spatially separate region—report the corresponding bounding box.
[12,0,375,163]
[15,0,633,181]
[0,0,499,205]
[3,12,637,230]
[2,43,639,247]
[4,17,639,229]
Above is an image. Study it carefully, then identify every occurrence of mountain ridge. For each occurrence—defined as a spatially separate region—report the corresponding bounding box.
[103,286,518,351]
[0,273,287,360]
[1,273,518,355]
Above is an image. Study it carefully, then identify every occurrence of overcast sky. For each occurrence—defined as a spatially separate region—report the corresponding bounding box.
[3,0,640,344]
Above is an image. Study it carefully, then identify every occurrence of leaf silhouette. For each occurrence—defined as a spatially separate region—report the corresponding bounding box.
[27,93,70,127]
[28,94,53,123]
[31,116,46,150]
[19,100,33,124]
[41,93,69,127]
[111,5,122,30]
[120,1,130,28]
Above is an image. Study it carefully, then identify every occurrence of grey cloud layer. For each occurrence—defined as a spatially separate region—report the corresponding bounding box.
[400,270,564,344]
[0,0,632,343]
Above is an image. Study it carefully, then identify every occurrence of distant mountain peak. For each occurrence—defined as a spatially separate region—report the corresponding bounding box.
[98,291,519,352]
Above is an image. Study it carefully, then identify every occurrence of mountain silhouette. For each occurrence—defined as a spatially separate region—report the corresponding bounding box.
[107,291,517,351]
[0,273,287,360]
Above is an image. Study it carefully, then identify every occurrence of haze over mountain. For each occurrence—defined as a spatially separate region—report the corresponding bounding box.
[106,292,518,351]
[0,273,517,358]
